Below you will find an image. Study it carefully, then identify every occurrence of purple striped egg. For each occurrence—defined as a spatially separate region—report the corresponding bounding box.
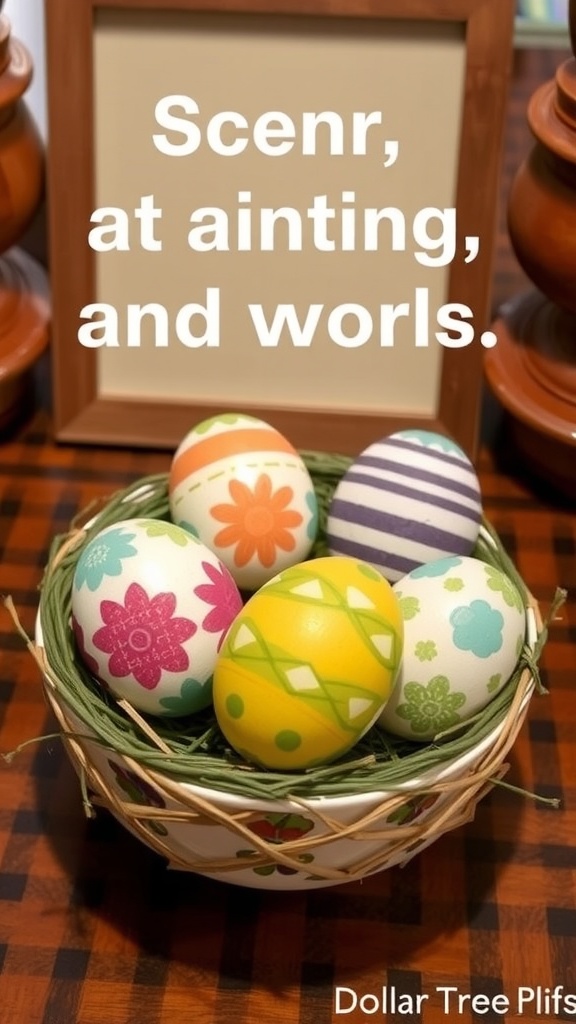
[326,430,482,583]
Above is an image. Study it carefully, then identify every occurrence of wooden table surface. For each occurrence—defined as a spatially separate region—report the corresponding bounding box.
[1,48,575,1024]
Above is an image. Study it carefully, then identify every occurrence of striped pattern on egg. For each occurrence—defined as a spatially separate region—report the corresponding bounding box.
[169,413,318,590]
[327,429,482,583]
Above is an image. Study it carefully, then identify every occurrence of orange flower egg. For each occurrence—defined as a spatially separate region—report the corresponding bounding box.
[169,413,318,590]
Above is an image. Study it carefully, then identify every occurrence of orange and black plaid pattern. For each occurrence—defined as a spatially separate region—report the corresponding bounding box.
[0,47,575,1024]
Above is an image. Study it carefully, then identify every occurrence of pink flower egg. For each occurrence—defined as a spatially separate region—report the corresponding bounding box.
[71,517,243,717]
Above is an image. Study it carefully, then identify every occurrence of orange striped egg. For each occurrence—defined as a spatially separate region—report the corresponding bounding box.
[169,413,318,590]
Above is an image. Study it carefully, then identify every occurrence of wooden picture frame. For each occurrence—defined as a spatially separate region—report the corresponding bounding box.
[45,0,515,456]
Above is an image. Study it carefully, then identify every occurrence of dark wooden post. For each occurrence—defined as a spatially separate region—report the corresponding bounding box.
[0,12,50,432]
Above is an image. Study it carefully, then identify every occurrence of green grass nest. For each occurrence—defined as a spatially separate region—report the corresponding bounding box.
[37,451,549,802]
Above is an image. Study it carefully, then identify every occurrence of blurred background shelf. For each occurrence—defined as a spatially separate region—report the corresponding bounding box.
[515,1,570,46]
[515,16,570,46]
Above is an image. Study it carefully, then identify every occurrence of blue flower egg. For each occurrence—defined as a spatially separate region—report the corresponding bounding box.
[378,555,527,741]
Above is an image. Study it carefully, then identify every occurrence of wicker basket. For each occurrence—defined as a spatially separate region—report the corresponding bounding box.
[34,453,545,890]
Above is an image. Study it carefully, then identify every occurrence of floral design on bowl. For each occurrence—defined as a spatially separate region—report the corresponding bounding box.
[385,792,440,825]
[235,811,315,876]
[107,758,168,837]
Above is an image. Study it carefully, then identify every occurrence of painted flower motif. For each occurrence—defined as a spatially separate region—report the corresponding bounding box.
[233,813,315,875]
[74,527,137,591]
[409,557,462,580]
[211,474,303,568]
[396,675,466,735]
[143,520,196,546]
[398,594,421,620]
[487,673,502,694]
[193,560,243,648]
[414,640,437,662]
[194,413,245,434]
[108,759,168,836]
[92,582,197,689]
[386,793,439,825]
[305,490,319,542]
[247,812,315,844]
[303,487,315,544]
[444,577,464,592]
[484,565,524,613]
[158,676,210,715]
[397,430,466,457]
[235,849,314,877]
[178,519,199,539]
[108,758,165,807]
[450,600,504,658]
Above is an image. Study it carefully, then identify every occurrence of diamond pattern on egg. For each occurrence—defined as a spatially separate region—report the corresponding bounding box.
[213,555,403,770]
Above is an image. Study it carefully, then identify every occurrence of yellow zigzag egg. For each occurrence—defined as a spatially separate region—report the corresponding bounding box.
[213,556,403,770]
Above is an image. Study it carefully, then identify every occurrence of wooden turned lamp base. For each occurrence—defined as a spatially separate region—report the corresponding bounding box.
[485,289,576,500]
[483,5,576,502]
[0,248,50,432]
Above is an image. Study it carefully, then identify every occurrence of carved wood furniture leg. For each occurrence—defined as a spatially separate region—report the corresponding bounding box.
[484,3,576,499]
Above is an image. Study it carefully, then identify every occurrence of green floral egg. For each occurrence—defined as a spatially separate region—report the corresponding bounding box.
[378,555,526,742]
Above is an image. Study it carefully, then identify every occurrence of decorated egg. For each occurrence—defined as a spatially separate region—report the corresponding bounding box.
[378,555,527,741]
[71,518,243,716]
[327,429,482,582]
[213,555,403,770]
[169,413,318,591]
